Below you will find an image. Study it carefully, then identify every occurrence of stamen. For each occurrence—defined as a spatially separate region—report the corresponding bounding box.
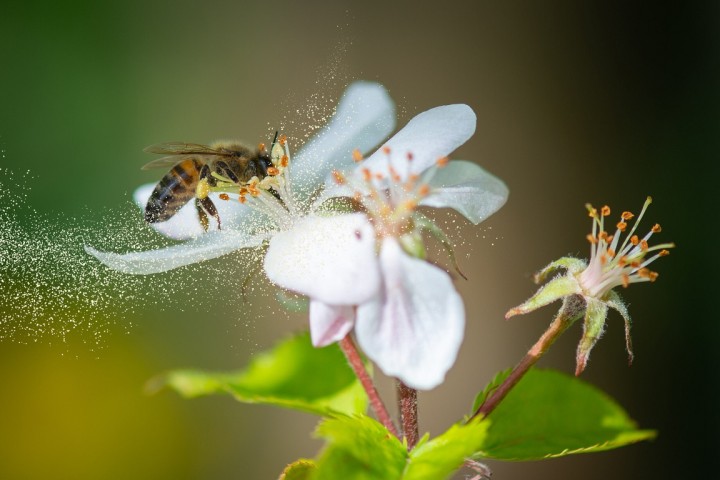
[601,206,611,216]
[403,199,418,211]
[267,167,280,176]
[352,149,363,162]
[238,195,247,204]
[622,274,630,288]
[362,168,372,182]
[278,134,287,146]
[621,211,634,220]
[219,193,230,201]
[659,249,670,256]
[630,235,639,246]
[281,155,289,168]
[332,170,346,185]
[418,184,430,196]
[616,221,627,232]
[607,248,616,257]
[652,223,662,233]
[436,156,449,167]
[640,240,649,251]
[586,233,598,244]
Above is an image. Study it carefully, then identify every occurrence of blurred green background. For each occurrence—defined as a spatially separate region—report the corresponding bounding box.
[1,1,717,478]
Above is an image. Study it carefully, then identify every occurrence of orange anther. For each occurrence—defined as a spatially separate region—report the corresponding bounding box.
[622,274,630,288]
[640,240,649,251]
[621,211,635,220]
[389,166,401,182]
[652,223,662,233]
[375,172,384,180]
[382,146,391,155]
[362,168,372,182]
[281,155,289,168]
[630,235,639,246]
[239,187,248,195]
[659,249,670,256]
[616,221,627,232]
[258,143,266,152]
[588,208,598,218]
[219,193,230,201]
[599,231,609,241]
[238,195,247,204]
[418,184,430,196]
[607,248,616,257]
[618,256,628,267]
[600,254,608,265]
[586,233,598,244]
[332,170,346,185]
[267,167,280,176]
[601,205,611,216]
[630,261,641,268]
[352,149,363,162]
[278,134,287,146]
[436,156,449,167]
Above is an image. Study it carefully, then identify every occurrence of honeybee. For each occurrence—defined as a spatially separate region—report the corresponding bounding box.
[142,133,279,231]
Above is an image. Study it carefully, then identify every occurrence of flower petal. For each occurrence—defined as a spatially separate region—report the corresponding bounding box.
[309,301,355,347]
[419,160,509,224]
[264,213,380,305]
[355,238,464,390]
[290,81,395,201]
[85,229,268,275]
[361,104,476,179]
[133,183,265,241]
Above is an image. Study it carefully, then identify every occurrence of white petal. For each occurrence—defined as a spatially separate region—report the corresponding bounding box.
[355,238,465,390]
[264,213,380,305]
[85,229,268,275]
[419,160,509,224]
[290,82,395,201]
[360,104,476,180]
[309,301,355,347]
[133,183,265,241]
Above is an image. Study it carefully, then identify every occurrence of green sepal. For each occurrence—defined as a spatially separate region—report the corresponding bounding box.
[403,418,490,480]
[533,257,586,284]
[471,368,512,413]
[312,415,407,480]
[278,459,316,480]
[606,290,634,364]
[413,211,467,280]
[154,332,367,417]
[506,274,580,318]
[575,298,609,375]
[473,368,656,461]
[399,231,427,260]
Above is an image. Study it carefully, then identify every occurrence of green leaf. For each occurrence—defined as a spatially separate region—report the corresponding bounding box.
[474,368,656,460]
[312,415,407,480]
[471,367,512,413]
[157,332,367,416]
[279,459,316,480]
[403,418,490,480]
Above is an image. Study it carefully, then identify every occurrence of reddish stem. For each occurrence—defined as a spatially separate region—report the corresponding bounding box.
[339,336,399,438]
[471,305,579,420]
[397,381,419,450]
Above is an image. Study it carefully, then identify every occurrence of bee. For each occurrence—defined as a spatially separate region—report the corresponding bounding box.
[142,133,279,231]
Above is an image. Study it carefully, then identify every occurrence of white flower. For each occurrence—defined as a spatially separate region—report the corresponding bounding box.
[85,82,396,275]
[264,104,509,390]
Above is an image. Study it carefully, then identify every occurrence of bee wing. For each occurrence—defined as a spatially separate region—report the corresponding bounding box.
[141,155,187,170]
[143,142,229,155]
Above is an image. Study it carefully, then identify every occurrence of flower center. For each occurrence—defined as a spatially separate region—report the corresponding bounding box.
[207,135,299,231]
[578,196,674,298]
[332,147,447,238]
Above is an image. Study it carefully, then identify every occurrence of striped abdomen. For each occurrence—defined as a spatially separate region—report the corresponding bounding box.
[145,159,202,223]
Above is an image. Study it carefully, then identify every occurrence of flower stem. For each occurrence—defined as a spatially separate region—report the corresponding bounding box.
[396,381,419,450]
[470,298,581,420]
[339,336,399,438]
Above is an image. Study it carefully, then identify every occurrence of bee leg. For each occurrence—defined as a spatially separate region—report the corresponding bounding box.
[198,196,222,230]
[195,198,210,232]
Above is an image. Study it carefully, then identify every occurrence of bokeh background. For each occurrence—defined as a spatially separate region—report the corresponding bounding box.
[1,1,717,478]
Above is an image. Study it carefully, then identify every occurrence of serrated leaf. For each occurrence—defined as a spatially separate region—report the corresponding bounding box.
[474,368,656,461]
[312,415,407,480]
[158,332,367,416]
[471,367,512,413]
[279,459,316,480]
[403,418,490,480]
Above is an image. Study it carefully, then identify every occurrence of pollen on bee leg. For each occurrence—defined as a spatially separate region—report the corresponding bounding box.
[258,142,266,152]
[352,148,363,162]
[219,193,230,201]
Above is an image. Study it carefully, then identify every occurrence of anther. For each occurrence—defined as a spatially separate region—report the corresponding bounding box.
[278,134,287,146]
[600,254,608,265]
[622,274,630,288]
[362,168,372,182]
[238,195,247,204]
[267,167,280,176]
[352,149,363,162]
[640,240,649,251]
[586,233,598,244]
[659,249,670,256]
[616,221,627,232]
[403,199,418,211]
[436,156,449,167]
[607,248,616,257]
[618,256,628,267]
[219,193,230,201]
[621,211,634,220]
[332,170,346,185]
[652,224,662,233]
[258,143,266,152]
[630,235,639,246]
[418,184,430,196]
[389,166,401,182]
[599,231,609,241]
[382,146,391,155]
[587,207,598,218]
[281,155,289,168]
[601,206,611,216]
[375,173,384,180]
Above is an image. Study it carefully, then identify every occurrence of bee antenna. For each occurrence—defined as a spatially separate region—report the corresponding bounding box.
[271,130,279,147]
